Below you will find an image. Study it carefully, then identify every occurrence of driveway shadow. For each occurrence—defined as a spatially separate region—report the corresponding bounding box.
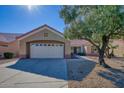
[98,68,124,88]
[67,58,96,81]
[7,59,68,80]
[7,58,96,81]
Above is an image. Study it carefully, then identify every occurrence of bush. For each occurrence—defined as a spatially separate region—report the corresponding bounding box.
[4,52,14,59]
[77,52,86,56]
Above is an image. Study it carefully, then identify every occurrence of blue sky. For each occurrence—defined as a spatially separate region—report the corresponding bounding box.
[0,5,65,33]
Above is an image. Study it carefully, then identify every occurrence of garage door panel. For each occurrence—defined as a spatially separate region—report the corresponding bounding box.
[30,43,64,58]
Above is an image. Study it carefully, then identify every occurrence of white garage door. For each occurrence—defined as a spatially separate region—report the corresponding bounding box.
[30,43,64,58]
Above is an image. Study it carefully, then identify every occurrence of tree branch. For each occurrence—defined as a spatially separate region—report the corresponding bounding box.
[81,37,100,49]
[112,32,124,35]
[109,29,124,36]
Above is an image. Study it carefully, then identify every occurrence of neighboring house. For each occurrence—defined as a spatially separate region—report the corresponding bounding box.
[0,24,123,58]
[0,33,22,58]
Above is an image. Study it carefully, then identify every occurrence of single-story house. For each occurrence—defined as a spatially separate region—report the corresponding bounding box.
[0,24,71,58]
[0,24,124,58]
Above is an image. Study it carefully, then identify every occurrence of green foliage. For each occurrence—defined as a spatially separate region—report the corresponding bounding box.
[60,6,124,67]
[4,52,14,59]
[60,6,124,48]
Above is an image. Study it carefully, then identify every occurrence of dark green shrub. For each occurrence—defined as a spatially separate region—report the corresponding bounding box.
[4,52,14,59]
[77,52,86,56]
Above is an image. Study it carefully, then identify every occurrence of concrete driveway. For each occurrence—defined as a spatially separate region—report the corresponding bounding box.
[0,59,68,88]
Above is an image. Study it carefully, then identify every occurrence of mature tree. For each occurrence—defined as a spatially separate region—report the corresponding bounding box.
[60,6,124,68]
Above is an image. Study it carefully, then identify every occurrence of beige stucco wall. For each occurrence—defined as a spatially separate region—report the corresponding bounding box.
[18,28,71,58]
[9,40,20,57]
[85,45,92,54]
[65,40,71,58]
[112,39,124,57]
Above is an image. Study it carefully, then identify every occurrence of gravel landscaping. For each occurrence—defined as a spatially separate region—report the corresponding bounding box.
[67,56,124,88]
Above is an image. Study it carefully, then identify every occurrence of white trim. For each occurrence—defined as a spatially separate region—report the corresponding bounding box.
[18,26,64,41]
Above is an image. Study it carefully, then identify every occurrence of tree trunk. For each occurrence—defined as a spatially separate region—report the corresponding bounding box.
[98,49,110,68]
[99,50,104,65]
[98,35,111,68]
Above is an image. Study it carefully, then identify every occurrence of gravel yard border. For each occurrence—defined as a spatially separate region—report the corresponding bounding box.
[67,56,124,88]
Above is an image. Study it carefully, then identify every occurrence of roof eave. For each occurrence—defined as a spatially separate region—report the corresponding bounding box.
[17,24,64,40]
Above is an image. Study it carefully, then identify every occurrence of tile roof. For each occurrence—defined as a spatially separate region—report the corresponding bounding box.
[0,33,22,43]
[0,24,63,42]
[70,39,92,47]
[17,24,64,39]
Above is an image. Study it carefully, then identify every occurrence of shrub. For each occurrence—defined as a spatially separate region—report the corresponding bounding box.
[4,52,14,59]
[77,52,86,56]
